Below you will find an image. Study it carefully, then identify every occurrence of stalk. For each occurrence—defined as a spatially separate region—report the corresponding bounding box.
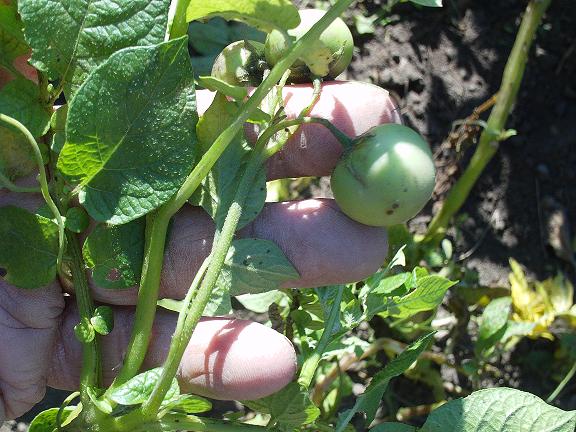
[115,0,355,392]
[424,0,552,243]
[142,150,265,416]
[108,212,171,389]
[66,232,102,395]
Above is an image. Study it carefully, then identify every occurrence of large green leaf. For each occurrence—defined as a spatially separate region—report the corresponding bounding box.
[82,219,145,289]
[0,78,50,137]
[18,0,170,97]
[243,382,320,431]
[0,206,59,289]
[58,37,198,224]
[0,3,28,69]
[217,238,299,296]
[336,333,435,432]
[410,0,443,7]
[192,93,266,229]
[421,387,576,432]
[186,0,300,32]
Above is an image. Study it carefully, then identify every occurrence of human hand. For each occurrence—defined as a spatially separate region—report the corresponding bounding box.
[0,77,401,420]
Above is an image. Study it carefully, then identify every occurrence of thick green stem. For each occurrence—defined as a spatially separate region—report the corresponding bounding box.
[424,0,552,243]
[108,212,171,389]
[66,232,102,395]
[142,151,265,416]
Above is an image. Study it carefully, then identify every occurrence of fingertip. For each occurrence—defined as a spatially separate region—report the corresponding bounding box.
[179,318,297,401]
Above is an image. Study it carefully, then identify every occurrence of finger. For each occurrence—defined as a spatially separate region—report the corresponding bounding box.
[0,281,64,419]
[196,81,402,180]
[49,302,297,401]
[91,199,387,305]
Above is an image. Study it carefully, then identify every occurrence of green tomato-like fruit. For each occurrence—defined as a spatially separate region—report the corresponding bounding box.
[211,40,268,86]
[265,9,353,83]
[331,124,435,227]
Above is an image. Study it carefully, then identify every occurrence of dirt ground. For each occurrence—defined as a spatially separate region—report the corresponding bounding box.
[6,1,576,429]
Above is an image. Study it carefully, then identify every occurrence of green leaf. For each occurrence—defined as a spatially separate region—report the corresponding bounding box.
[217,238,299,296]
[28,407,74,432]
[82,219,145,289]
[421,387,576,432]
[74,317,95,343]
[0,3,28,68]
[0,206,59,289]
[58,37,198,224]
[161,394,212,414]
[0,78,50,137]
[336,332,435,432]
[236,290,287,313]
[19,0,171,98]
[409,0,443,7]
[186,0,300,32]
[370,423,417,432]
[50,104,67,154]
[91,306,114,335]
[204,283,233,316]
[64,207,90,233]
[197,76,248,101]
[0,124,37,180]
[367,275,456,320]
[109,368,179,406]
[476,296,512,356]
[192,93,266,229]
[243,382,320,430]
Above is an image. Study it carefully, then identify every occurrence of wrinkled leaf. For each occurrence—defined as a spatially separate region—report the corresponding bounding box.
[336,332,435,432]
[83,219,145,289]
[0,206,59,289]
[19,0,170,97]
[217,238,299,296]
[0,78,50,137]
[244,382,320,430]
[58,37,198,224]
[91,306,114,335]
[186,0,300,32]
[109,368,179,406]
[421,387,576,432]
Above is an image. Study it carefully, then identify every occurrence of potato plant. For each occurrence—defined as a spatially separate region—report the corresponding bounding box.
[0,0,575,431]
